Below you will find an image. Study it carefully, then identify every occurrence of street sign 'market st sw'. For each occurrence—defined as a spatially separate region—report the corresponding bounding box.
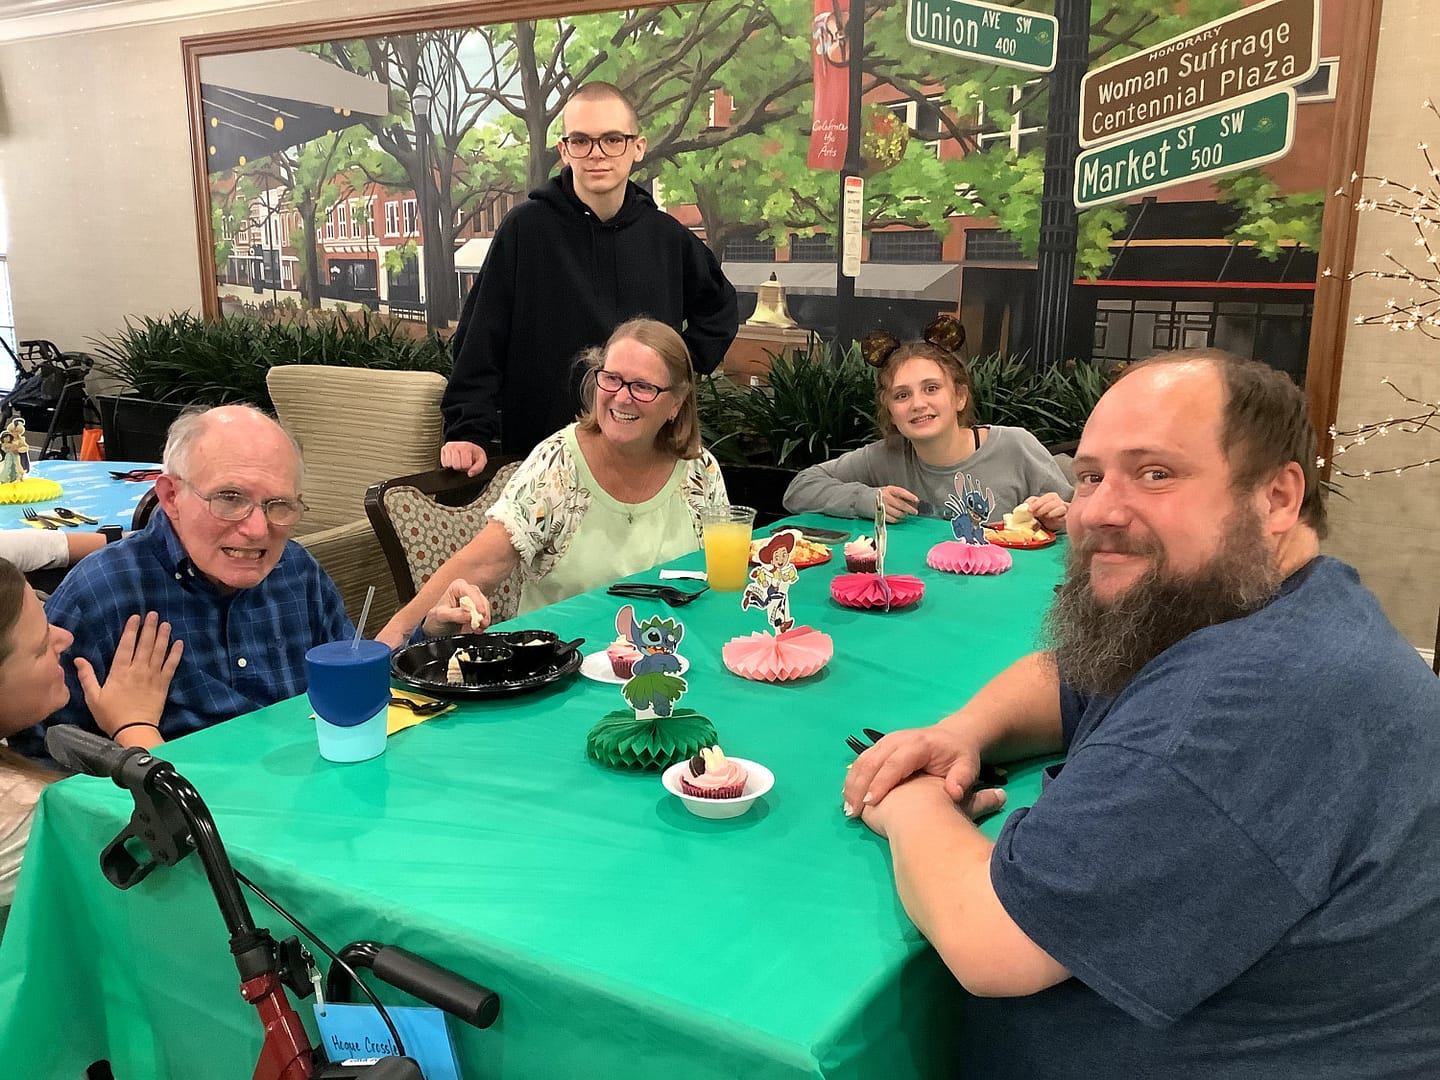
[907,0,1058,74]
[1074,88,1295,209]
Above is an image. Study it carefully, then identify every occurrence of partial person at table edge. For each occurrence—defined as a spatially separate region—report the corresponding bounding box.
[0,528,112,574]
[0,557,179,933]
[379,318,728,646]
[843,350,1440,1077]
[783,316,1071,530]
[8,405,353,757]
[439,80,739,478]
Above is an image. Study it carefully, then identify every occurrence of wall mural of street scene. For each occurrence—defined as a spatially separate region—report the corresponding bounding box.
[195,0,1336,381]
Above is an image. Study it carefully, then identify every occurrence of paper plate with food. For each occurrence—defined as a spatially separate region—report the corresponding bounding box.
[984,504,1057,550]
[749,529,832,568]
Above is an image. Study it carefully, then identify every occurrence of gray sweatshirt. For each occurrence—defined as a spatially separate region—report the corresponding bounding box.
[783,426,1074,520]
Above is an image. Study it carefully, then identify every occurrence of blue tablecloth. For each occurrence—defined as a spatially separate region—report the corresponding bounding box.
[0,460,156,530]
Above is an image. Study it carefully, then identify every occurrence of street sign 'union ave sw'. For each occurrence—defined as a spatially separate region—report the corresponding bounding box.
[907,0,1058,74]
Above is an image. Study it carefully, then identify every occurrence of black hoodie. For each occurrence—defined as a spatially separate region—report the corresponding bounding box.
[442,168,739,454]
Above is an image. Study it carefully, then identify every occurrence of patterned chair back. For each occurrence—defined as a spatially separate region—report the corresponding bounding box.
[370,460,523,624]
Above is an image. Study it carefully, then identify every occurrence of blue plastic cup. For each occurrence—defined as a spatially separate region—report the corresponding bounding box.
[307,639,392,763]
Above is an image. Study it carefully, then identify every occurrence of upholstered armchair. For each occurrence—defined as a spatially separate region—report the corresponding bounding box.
[266,365,447,628]
[365,459,524,626]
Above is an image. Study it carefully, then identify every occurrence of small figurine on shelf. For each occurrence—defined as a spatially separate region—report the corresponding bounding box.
[741,530,800,633]
[0,427,22,485]
[586,604,715,771]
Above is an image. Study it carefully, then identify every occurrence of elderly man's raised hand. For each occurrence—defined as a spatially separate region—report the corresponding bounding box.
[842,724,988,817]
[77,612,183,748]
[441,441,489,477]
[421,579,492,638]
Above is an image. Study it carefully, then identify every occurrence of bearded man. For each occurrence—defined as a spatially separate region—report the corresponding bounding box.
[844,351,1440,1079]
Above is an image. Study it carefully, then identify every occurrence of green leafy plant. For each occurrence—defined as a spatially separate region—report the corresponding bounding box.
[968,353,1114,447]
[90,309,452,410]
[696,341,878,469]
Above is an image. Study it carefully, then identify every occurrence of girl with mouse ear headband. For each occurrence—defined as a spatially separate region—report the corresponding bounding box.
[784,314,1073,529]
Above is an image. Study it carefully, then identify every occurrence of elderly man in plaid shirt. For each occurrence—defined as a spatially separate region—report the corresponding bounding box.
[11,405,352,754]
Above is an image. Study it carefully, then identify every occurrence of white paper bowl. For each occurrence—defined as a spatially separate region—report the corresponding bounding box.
[661,757,774,820]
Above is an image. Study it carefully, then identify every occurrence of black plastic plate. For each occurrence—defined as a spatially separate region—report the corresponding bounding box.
[391,633,583,699]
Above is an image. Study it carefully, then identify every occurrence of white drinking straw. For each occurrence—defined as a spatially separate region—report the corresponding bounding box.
[351,585,377,651]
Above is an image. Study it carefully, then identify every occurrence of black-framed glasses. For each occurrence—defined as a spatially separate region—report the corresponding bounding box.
[594,369,671,403]
[861,314,967,368]
[558,132,639,158]
[180,479,307,526]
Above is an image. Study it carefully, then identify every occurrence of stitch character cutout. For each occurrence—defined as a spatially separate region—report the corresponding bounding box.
[615,604,688,718]
[945,473,994,545]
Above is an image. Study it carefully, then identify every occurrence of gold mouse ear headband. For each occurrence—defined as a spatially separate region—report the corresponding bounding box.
[860,314,966,369]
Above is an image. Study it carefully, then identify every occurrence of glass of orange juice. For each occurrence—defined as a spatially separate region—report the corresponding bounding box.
[701,505,756,591]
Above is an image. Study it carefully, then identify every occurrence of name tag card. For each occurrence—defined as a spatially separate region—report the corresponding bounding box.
[314,1003,463,1080]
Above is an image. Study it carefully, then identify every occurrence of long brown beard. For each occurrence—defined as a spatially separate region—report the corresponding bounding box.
[1043,505,1283,697]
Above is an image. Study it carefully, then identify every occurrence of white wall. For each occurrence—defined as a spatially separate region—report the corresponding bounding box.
[1324,0,1440,651]
[0,0,460,347]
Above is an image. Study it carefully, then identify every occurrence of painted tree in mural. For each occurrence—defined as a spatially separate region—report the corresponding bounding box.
[653,0,1301,276]
[243,128,373,308]
[302,5,824,322]
[222,0,1327,320]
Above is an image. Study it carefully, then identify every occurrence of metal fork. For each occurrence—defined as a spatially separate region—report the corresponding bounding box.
[21,508,59,530]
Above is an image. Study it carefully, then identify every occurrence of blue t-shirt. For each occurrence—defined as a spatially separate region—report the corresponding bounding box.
[965,557,1440,1078]
[11,510,353,752]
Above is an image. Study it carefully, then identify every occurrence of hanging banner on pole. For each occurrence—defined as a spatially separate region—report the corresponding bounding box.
[809,0,850,171]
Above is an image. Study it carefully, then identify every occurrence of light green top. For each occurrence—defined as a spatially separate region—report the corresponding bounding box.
[519,427,696,614]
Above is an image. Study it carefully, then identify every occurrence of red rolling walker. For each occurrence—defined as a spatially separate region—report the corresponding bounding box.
[48,727,500,1080]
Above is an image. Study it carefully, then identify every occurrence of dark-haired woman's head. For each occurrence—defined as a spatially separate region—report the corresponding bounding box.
[0,558,74,734]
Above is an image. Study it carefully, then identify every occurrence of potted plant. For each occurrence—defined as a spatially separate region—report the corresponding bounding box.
[968,353,1113,453]
[88,309,452,461]
[697,341,878,524]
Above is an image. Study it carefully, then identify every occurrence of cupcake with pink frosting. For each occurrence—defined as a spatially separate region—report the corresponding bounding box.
[606,636,641,678]
[680,745,749,799]
[843,535,877,573]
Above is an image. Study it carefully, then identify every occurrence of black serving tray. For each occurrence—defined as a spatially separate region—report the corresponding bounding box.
[391,632,583,699]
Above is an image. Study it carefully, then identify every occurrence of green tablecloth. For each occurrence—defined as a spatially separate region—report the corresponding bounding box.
[0,515,1066,1079]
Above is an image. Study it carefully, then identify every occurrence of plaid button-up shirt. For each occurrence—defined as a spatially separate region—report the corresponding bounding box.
[15,509,352,752]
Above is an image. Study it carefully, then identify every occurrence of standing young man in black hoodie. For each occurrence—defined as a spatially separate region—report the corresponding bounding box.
[440,82,739,476]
